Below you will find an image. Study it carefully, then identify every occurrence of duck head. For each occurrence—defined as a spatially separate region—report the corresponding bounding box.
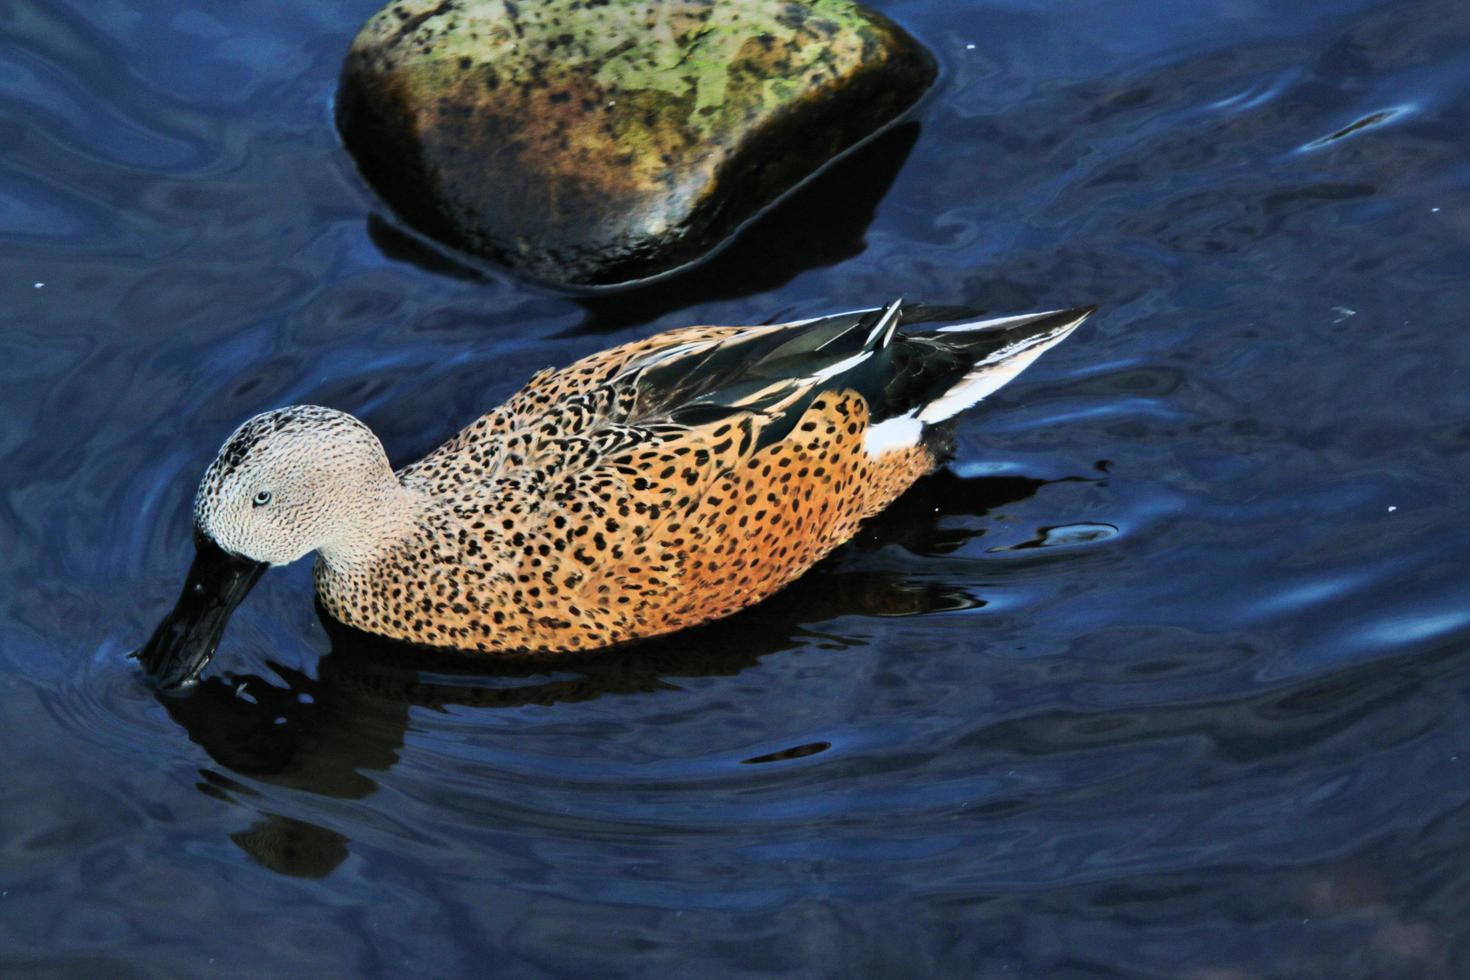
[137,405,410,689]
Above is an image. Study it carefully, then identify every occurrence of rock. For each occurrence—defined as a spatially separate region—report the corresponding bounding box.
[337,0,936,287]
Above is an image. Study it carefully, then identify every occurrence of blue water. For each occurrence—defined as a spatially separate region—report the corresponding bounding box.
[4,0,1470,974]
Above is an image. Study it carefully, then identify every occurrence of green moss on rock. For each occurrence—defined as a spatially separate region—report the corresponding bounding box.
[338,0,935,287]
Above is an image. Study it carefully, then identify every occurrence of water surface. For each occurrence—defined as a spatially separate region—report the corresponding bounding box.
[3,0,1470,975]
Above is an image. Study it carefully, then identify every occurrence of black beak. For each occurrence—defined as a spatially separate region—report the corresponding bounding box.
[136,534,267,690]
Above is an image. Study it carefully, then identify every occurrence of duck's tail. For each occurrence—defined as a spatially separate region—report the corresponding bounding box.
[908,306,1094,423]
[858,304,1093,457]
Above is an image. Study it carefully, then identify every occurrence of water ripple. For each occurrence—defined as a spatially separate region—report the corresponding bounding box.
[2,0,1470,973]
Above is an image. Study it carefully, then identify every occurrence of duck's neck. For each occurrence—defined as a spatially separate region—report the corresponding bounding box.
[316,473,425,573]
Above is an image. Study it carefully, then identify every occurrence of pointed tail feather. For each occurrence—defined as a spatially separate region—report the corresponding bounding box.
[914,306,1093,423]
[861,298,904,350]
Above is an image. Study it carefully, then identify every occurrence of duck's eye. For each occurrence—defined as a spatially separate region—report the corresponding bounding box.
[252,490,273,508]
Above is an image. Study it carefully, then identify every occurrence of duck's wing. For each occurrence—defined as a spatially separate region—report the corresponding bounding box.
[404,302,1090,490]
[517,298,1091,529]
[623,300,1093,453]
[398,324,758,484]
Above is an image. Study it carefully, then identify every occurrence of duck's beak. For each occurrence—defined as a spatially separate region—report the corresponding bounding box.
[136,534,267,690]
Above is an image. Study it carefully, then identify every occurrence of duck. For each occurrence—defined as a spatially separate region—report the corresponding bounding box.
[137,300,1093,688]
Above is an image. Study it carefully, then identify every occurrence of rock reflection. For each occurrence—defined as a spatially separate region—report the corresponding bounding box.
[573,123,922,332]
[155,469,1054,877]
[360,121,921,320]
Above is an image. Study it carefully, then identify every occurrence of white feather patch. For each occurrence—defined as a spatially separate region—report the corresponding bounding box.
[781,306,880,330]
[810,350,871,382]
[864,411,924,458]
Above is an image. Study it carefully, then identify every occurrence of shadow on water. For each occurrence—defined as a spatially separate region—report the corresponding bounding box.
[366,215,492,285]
[573,123,923,332]
[155,468,1044,877]
[363,123,922,331]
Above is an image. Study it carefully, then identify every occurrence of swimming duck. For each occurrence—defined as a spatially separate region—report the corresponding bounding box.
[138,300,1092,688]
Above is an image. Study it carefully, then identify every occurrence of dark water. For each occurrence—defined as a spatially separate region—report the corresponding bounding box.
[3,0,1470,975]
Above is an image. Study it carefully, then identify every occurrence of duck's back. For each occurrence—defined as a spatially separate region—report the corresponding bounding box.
[318,304,1085,654]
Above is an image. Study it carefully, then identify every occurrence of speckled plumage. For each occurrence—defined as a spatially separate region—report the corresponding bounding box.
[195,302,1092,657]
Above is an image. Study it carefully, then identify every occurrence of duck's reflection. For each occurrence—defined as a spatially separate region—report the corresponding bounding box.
[159,470,1053,876]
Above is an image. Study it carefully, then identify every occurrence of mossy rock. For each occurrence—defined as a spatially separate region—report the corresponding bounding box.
[337,0,936,287]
